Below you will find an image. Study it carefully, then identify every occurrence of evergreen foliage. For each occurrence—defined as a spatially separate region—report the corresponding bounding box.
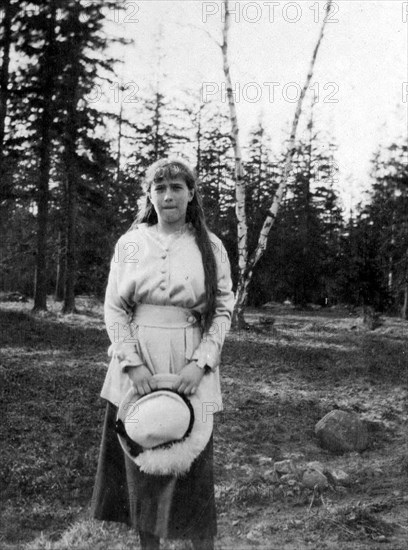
[0,3,405,316]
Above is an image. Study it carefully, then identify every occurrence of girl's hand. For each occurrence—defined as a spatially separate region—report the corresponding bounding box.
[126,365,156,395]
[173,362,205,395]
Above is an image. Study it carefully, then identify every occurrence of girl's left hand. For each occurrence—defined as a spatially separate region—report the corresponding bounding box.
[174,362,205,395]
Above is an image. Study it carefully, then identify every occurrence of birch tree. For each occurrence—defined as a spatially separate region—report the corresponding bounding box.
[221,0,247,314]
[220,0,334,326]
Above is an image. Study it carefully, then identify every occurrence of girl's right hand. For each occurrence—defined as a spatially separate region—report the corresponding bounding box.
[126,365,156,395]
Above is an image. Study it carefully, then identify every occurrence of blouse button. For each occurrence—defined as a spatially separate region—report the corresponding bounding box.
[161,253,167,259]
[159,283,166,291]
[187,315,195,323]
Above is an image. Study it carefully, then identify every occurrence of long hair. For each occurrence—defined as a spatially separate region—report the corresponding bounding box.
[130,158,217,333]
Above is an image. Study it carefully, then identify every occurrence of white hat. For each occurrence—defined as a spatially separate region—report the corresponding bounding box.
[116,373,213,476]
[123,390,192,449]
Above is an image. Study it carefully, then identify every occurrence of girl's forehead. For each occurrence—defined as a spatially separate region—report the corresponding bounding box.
[152,177,187,185]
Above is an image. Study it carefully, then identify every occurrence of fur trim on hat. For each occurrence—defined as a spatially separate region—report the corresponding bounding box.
[135,406,212,476]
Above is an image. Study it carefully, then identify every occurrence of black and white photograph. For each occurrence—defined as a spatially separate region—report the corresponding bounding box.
[0,1,407,549]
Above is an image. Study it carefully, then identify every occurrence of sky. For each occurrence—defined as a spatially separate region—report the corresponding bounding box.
[103,0,407,213]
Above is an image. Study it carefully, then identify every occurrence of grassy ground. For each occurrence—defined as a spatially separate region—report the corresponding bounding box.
[1,299,407,549]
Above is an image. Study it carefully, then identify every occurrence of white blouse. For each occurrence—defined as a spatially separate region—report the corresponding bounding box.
[100,223,235,408]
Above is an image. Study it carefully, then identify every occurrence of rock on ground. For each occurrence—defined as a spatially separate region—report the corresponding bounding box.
[315,409,369,453]
[302,469,329,489]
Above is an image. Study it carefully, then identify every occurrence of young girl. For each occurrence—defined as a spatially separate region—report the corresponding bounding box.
[92,158,234,550]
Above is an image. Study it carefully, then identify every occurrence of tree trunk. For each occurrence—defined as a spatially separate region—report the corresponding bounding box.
[231,0,333,323]
[54,229,66,301]
[221,0,247,328]
[387,219,395,293]
[62,5,81,314]
[401,247,408,320]
[63,163,77,313]
[153,91,161,160]
[116,99,123,185]
[298,110,314,306]
[195,102,202,178]
[0,0,13,200]
[401,282,408,320]
[33,0,57,311]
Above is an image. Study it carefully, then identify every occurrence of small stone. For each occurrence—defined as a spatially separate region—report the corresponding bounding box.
[329,468,351,486]
[315,410,369,453]
[246,530,261,541]
[280,473,297,482]
[284,452,305,461]
[305,461,325,474]
[302,469,329,489]
[274,459,296,475]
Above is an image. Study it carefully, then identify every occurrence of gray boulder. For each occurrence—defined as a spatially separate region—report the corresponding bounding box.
[315,410,369,453]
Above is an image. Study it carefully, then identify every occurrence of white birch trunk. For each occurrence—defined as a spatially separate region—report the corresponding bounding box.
[221,0,248,326]
[232,0,333,324]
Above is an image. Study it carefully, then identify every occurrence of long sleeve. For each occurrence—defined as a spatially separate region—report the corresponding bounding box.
[189,237,235,369]
[100,224,231,407]
[104,239,144,370]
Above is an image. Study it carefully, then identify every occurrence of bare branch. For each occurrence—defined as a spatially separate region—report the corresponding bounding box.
[175,21,222,48]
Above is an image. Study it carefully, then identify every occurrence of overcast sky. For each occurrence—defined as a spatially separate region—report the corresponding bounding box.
[105,0,407,213]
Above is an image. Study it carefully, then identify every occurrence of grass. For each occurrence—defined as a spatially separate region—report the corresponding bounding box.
[1,299,408,549]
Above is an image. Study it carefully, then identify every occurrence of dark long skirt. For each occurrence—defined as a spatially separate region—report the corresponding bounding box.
[91,401,217,541]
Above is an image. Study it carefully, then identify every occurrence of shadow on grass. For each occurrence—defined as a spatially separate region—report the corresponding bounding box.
[0,309,109,545]
[0,309,108,354]
[223,331,408,386]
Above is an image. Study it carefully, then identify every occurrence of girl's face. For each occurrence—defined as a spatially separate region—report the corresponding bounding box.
[149,177,194,230]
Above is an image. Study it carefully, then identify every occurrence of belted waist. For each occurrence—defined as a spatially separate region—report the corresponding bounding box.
[132,304,201,328]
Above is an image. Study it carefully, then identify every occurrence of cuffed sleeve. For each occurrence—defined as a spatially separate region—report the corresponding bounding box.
[189,237,235,369]
[104,239,144,371]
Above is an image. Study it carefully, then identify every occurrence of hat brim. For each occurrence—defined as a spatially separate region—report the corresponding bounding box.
[117,373,213,476]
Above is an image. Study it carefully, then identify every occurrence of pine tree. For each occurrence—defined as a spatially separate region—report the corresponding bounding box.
[359,142,408,313]
[253,128,344,307]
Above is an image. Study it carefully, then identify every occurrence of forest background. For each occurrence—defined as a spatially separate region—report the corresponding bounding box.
[0,0,407,318]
